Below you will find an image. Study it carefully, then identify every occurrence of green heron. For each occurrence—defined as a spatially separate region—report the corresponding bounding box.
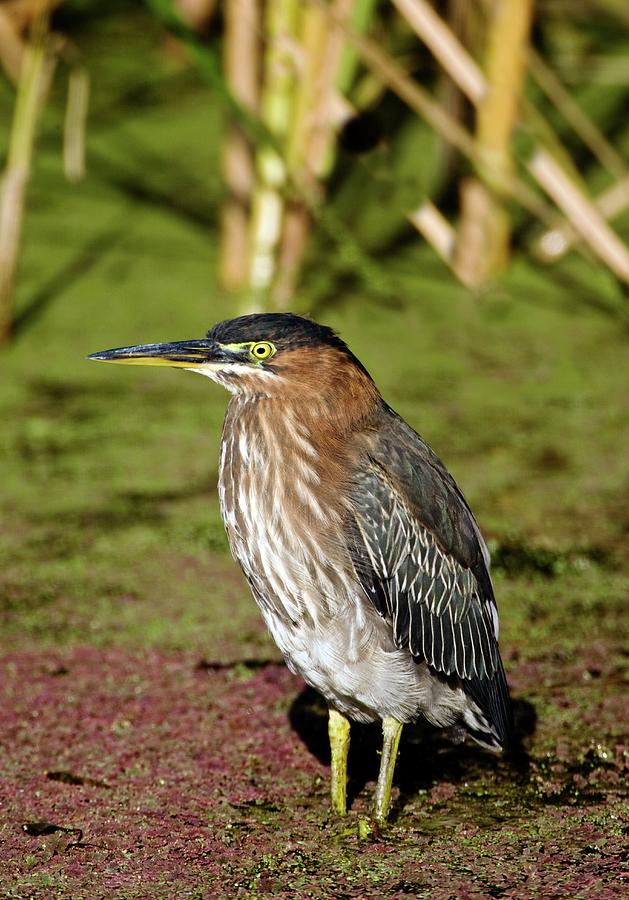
[89,313,512,827]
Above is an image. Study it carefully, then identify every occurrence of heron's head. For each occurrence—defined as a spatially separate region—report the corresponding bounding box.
[89,313,376,403]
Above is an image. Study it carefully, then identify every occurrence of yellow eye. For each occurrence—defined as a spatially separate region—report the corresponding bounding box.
[250,342,275,361]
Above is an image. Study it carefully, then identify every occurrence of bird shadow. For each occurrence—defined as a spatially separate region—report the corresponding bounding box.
[289,687,536,811]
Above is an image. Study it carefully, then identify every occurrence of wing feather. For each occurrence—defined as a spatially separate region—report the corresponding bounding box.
[351,461,498,681]
[347,410,512,745]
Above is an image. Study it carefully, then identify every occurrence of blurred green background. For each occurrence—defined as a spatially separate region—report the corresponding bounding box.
[1,0,627,655]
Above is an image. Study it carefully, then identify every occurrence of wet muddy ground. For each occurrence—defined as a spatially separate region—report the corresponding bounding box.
[0,592,626,897]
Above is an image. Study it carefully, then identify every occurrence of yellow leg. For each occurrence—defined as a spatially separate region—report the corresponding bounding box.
[328,708,350,816]
[374,716,403,826]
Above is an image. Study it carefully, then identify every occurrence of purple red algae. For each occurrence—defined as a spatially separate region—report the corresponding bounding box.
[0,643,626,897]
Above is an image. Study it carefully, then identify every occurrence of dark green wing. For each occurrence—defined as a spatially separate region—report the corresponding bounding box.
[348,407,512,744]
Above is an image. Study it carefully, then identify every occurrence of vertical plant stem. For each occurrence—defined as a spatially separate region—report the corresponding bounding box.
[306,0,355,181]
[277,1,330,309]
[219,0,261,293]
[272,203,311,307]
[273,0,363,308]
[0,7,25,84]
[63,65,90,183]
[458,0,534,281]
[336,0,377,95]
[247,0,300,308]
[453,178,494,285]
[0,9,49,342]
[436,0,479,180]
[285,4,325,193]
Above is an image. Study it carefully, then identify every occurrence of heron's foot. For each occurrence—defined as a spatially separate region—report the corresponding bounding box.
[328,708,350,817]
[373,716,403,826]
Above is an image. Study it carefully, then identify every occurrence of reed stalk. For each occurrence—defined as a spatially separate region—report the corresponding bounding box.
[436,0,480,179]
[219,0,261,293]
[527,150,629,281]
[458,0,534,282]
[271,0,362,308]
[535,174,629,262]
[304,0,355,181]
[407,200,456,264]
[63,65,89,183]
[391,0,485,103]
[336,0,378,96]
[260,3,327,309]
[0,6,25,83]
[0,8,50,342]
[246,0,300,308]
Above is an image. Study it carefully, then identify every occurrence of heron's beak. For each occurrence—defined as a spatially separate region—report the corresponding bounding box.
[87,339,230,369]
